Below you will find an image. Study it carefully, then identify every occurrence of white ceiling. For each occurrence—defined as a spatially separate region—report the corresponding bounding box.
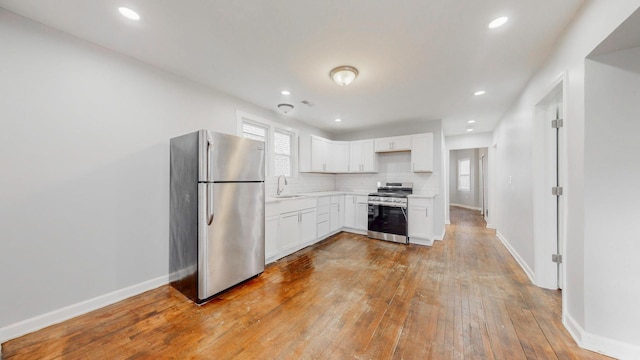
[0,0,585,136]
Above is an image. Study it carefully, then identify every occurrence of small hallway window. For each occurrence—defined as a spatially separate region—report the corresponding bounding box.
[458,158,471,191]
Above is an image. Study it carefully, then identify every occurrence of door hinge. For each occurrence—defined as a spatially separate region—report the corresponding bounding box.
[552,119,564,128]
[552,254,563,264]
[551,186,563,196]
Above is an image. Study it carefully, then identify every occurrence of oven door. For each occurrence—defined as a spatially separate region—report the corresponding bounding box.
[367,203,408,244]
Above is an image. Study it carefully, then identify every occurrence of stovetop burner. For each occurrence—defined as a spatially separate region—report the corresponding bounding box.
[369,182,413,198]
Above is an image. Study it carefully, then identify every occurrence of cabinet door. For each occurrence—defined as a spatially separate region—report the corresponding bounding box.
[393,135,412,151]
[356,202,369,231]
[300,208,317,244]
[408,203,433,240]
[361,140,377,172]
[331,141,350,173]
[330,203,340,232]
[349,141,363,173]
[310,136,327,172]
[374,137,393,152]
[265,215,280,262]
[411,133,434,172]
[279,211,300,251]
[344,195,356,228]
[408,206,427,238]
[337,196,345,229]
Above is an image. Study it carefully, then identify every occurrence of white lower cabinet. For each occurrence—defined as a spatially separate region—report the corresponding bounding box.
[301,208,317,244]
[344,195,356,228]
[330,196,344,232]
[265,215,280,263]
[343,195,368,231]
[278,211,301,252]
[356,201,369,231]
[408,197,434,246]
[317,197,331,238]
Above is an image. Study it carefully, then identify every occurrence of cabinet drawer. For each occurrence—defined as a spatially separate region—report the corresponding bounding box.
[318,220,330,237]
[317,212,330,223]
[317,204,330,216]
[317,196,331,206]
[409,198,431,208]
[330,196,341,204]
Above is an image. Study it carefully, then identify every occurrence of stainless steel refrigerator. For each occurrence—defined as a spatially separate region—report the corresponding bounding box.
[170,130,265,303]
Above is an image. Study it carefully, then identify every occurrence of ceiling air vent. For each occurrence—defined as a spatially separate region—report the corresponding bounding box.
[301,100,314,107]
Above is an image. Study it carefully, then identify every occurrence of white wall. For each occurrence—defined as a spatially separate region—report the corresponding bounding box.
[491,1,640,358]
[584,47,640,350]
[0,9,333,335]
[446,132,493,150]
[334,119,445,238]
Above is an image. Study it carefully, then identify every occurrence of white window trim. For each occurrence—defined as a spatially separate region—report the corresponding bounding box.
[236,110,299,178]
[458,158,471,192]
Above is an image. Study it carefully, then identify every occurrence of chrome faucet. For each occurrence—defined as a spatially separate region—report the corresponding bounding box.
[277,175,288,196]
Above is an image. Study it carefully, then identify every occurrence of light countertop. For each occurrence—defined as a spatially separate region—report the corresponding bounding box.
[266,190,372,204]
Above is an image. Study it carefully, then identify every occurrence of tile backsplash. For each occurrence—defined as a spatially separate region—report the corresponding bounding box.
[265,173,336,196]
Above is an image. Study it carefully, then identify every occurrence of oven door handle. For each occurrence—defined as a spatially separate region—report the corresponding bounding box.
[367,201,407,209]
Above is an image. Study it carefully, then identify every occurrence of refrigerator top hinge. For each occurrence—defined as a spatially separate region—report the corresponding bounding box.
[552,119,564,128]
[552,254,563,264]
[552,186,563,196]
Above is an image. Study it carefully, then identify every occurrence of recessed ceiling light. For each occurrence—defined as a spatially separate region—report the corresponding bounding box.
[467,128,474,132]
[335,118,342,122]
[488,16,508,29]
[281,90,290,95]
[118,7,141,21]
[468,120,476,124]
[474,90,486,96]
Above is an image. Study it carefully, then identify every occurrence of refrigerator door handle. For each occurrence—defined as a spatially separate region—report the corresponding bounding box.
[207,132,214,182]
[207,183,214,225]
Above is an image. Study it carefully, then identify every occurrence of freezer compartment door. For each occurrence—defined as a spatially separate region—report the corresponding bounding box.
[198,182,265,300]
[200,131,265,182]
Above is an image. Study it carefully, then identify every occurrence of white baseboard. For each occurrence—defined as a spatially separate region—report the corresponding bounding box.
[0,275,169,344]
[496,231,535,284]
[563,312,640,359]
[486,223,495,229]
[450,203,482,211]
[410,237,434,246]
[433,229,446,241]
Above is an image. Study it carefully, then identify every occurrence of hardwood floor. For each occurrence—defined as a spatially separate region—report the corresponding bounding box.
[3,207,609,359]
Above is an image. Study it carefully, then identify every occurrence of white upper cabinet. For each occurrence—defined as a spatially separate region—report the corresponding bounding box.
[349,140,377,173]
[411,133,434,172]
[374,135,412,152]
[300,135,331,173]
[331,141,350,173]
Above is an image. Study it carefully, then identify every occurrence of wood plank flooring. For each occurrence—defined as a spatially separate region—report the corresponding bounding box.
[2,207,610,359]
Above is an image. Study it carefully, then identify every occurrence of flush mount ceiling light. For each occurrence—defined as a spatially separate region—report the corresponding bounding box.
[488,16,509,29]
[467,128,475,132]
[335,118,342,122]
[329,66,359,86]
[281,90,291,95]
[118,7,141,21]
[277,103,294,114]
[474,90,486,96]
[468,120,476,124]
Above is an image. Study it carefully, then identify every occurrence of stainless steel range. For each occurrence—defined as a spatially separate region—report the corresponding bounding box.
[367,182,413,244]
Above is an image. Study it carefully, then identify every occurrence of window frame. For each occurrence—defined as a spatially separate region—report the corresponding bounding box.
[236,110,298,178]
[458,158,471,192]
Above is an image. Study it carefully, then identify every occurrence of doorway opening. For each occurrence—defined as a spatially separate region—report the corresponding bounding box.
[448,147,489,224]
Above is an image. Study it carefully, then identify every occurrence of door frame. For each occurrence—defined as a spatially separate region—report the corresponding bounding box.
[533,72,567,291]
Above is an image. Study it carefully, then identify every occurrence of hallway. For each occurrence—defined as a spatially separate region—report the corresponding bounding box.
[3,207,609,359]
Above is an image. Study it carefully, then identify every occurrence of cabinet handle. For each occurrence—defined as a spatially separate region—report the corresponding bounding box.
[425,208,428,217]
